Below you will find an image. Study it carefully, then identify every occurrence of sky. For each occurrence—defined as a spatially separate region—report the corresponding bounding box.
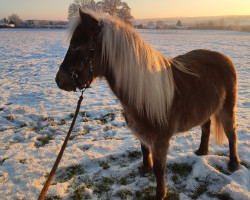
[0,0,250,21]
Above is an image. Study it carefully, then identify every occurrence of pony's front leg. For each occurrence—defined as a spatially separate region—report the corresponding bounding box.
[140,143,153,175]
[151,141,169,200]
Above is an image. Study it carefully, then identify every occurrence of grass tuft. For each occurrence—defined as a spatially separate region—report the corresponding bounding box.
[34,135,53,148]
[45,196,61,200]
[191,177,210,199]
[93,176,115,196]
[208,191,234,200]
[168,162,193,177]
[99,161,110,169]
[115,189,133,199]
[4,115,14,122]
[167,187,179,200]
[214,165,231,175]
[56,164,85,183]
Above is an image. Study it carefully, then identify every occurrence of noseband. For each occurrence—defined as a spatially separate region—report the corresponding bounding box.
[60,22,102,90]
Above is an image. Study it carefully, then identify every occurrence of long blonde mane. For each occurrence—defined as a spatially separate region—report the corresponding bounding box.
[101,17,177,125]
[70,10,190,125]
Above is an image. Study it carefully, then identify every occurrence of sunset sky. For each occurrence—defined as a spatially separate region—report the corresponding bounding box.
[0,0,250,20]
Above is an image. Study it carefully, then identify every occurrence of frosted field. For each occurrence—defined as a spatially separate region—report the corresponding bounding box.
[0,29,249,200]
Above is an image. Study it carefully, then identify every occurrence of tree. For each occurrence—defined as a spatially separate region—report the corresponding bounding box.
[96,0,133,24]
[68,0,134,25]
[68,0,96,20]
[156,20,164,29]
[176,20,182,27]
[8,14,23,25]
[147,21,154,27]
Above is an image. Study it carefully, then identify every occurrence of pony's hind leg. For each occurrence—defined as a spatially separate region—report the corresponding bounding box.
[140,143,153,175]
[218,109,240,171]
[195,119,211,155]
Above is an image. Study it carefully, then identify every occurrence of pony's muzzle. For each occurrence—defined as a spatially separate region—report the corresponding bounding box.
[55,70,76,92]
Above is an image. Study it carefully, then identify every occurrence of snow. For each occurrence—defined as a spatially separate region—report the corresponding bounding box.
[0,29,249,200]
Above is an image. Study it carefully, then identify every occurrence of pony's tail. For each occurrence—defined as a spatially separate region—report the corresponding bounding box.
[211,115,226,145]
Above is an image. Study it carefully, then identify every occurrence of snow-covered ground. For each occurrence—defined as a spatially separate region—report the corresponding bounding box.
[0,29,249,200]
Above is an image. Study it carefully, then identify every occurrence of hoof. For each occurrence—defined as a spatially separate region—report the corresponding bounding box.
[195,148,209,156]
[155,193,167,200]
[139,165,152,176]
[228,160,240,172]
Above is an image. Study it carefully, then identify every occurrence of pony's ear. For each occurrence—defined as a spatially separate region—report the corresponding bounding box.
[79,9,97,28]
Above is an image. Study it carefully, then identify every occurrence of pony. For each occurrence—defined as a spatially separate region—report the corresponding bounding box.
[55,9,240,200]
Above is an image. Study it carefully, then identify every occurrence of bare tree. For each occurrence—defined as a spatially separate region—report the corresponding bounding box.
[68,0,133,24]
[96,0,133,25]
[68,0,96,20]
[8,14,23,25]
[147,21,154,27]
[156,20,164,29]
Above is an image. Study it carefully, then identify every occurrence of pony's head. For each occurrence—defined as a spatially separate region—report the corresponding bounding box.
[56,9,103,91]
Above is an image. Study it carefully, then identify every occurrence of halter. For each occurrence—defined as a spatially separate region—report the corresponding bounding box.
[60,22,102,90]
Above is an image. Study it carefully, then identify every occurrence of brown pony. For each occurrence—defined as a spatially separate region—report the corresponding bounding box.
[55,9,240,200]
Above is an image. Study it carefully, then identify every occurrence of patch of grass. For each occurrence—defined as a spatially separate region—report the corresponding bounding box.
[19,159,26,164]
[127,150,141,160]
[34,135,53,148]
[4,115,14,122]
[115,189,133,199]
[41,116,54,122]
[58,119,66,125]
[167,187,179,200]
[56,164,85,183]
[215,152,227,157]
[129,170,137,179]
[68,113,75,119]
[99,161,110,169]
[103,112,115,121]
[30,126,41,133]
[168,163,193,177]
[79,111,90,118]
[45,196,61,200]
[81,145,92,151]
[95,117,107,124]
[19,122,27,128]
[171,174,180,184]
[103,136,115,140]
[95,112,116,125]
[135,186,155,200]
[214,165,231,175]
[208,191,234,200]
[82,117,93,122]
[120,109,125,118]
[72,187,83,200]
[103,125,116,132]
[191,177,210,199]
[117,177,128,185]
[82,176,94,188]
[93,176,115,196]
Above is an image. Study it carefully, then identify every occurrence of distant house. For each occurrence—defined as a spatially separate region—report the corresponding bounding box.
[9,21,15,28]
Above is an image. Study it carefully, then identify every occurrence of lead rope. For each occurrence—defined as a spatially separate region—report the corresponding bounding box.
[38,90,84,200]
